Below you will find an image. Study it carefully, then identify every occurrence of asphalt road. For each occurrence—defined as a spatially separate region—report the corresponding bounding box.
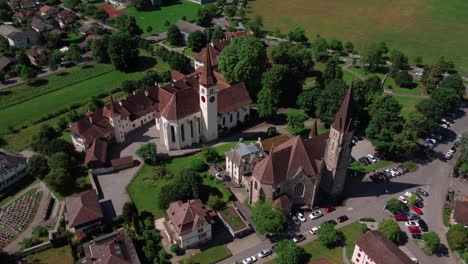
[219,105,468,264]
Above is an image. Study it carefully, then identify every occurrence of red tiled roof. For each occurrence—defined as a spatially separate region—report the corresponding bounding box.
[199,44,217,86]
[356,231,414,264]
[67,109,113,145]
[217,82,252,114]
[87,229,139,264]
[7,29,37,40]
[79,34,102,49]
[84,138,108,166]
[110,156,134,168]
[65,190,103,228]
[167,199,212,236]
[13,8,36,19]
[171,70,185,81]
[0,56,13,71]
[161,86,200,120]
[192,39,230,67]
[50,28,67,37]
[39,5,58,13]
[453,200,468,225]
[97,5,125,19]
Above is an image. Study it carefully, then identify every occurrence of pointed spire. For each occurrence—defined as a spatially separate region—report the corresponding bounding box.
[109,94,116,116]
[309,119,318,138]
[331,84,353,132]
[199,44,216,87]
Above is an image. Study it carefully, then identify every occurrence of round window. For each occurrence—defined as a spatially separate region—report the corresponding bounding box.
[201,96,206,102]
[209,96,215,103]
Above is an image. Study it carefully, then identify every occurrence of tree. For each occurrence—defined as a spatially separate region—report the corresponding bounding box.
[66,44,82,63]
[316,79,348,125]
[318,222,344,248]
[394,70,413,88]
[167,25,184,46]
[389,49,408,69]
[201,146,221,164]
[312,35,328,61]
[257,65,291,118]
[274,240,308,264]
[190,158,208,173]
[211,25,224,43]
[122,201,138,226]
[406,110,438,138]
[430,87,458,114]
[345,41,354,53]
[362,42,384,72]
[17,64,37,82]
[440,73,465,97]
[414,56,423,67]
[218,36,267,96]
[386,199,406,214]
[287,27,308,43]
[378,219,401,244]
[187,30,207,52]
[0,71,5,83]
[416,99,444,122]
[27,154,49,180]
[91,36,110,63]
[322,56,343,85]
[378,41,388,54]
[170,244,179,253]
[168,52,192,73]
[32,226,48,238]
[173,168,202,201]
[63,0,80,8]
[93,8,108,20]
[422,232,440,251]
[286,111,307,130]
[196,4,217,27]
[108,33,140,72]
[297,86,321,115]
[224,5,236,18]
[48,50,62,71]
[45,167,73,194]
[446,224,468,252]
[246,15,263,37]
[57,117,68,131]
[88,96,104,112]
[328,39,343,52]
[136,142,158,165]
[270,42,314,81]
[251,201,287,234]
[49,152,74,171]
[459,132,468,159]
[115,16,143,36]
[46,33,62,49]
[19,237,40,250]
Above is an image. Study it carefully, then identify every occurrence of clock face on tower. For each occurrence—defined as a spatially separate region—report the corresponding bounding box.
[209,96,215,103]
[201,96,206,102]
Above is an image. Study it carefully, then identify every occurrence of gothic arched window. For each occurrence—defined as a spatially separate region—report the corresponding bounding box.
[171,126,176,143]
[294,182,305,197]
[181,124,185,142]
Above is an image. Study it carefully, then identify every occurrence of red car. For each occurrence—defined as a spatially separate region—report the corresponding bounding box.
[408,227,421,233]
[325,206,336,213]
[394,215,408,221]
[412,206,423,215]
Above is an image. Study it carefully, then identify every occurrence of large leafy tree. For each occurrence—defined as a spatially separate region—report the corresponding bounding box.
[389,49,408,69]
[386,199,406,214]
[287,27,308,43]
[316,79,347,125]
[312,35,328,61]
[274,240,308,264]
[211,25,224,43]
[45,167,73,195]
[362,42,385,72]
[328,39,343,52]
[257,65,288,118]
[27,154,49,180]
[422,232,440,251]
[115,16,143,36]
[218,36,267,97]
[88,96,104,111]
[297,85,321,115]
[446,224,468,252]
[136,142,158,165]
[318,222,345,248]
[108,33,140,72]
[440,73,465,97]
[196,4,217,27]
[66,44,82,63]
[91,36,110,63]
[322,56,343,85]
[394,70,413,88]
[187,30,207,52]
[246,15,263,37]
[430,87,458,114]
[251,201,287,234]
[378,219,401,244]
[167,25,184,46]
[406,110,438,138]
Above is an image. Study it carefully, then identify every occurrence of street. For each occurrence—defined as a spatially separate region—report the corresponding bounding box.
[219,105,468,264]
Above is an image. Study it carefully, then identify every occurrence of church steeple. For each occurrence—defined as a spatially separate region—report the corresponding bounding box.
[331,84,353,133]
[109,94,116,116]
[309,119,318,138]
[199,44,216,87]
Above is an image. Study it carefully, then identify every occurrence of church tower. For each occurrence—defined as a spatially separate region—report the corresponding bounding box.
[322,85,354,196]
[199,46,218,142]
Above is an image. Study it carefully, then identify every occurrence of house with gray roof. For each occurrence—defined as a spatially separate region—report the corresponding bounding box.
[175,20,207,41]
[225,138,266,185]
[0,150,27,192]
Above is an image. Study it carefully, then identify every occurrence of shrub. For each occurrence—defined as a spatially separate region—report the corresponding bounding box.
[170,244,179,253]
[422,232,440,251]
[202,146,222,164]
[32,226,48,238]
[402,161,419,172]
[206,195,225,210]
[359,217,376,222]
[136,142,158,165]
[190,158,208,173]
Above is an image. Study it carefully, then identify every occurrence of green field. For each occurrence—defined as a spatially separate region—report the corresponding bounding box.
[180,245,231,264]
[248,0,468,75]
[25,245,74,264]
[122,0,200,37]
[393,95,426,120]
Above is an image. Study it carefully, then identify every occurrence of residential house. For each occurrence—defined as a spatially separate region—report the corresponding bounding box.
[192,39,230,69]
[56,10,77,29]
[0,150,27,192]
[84,138,108,168]
[68,47,252,157]
[79,23,103,35]
[26,45,52,66]
[78,34,102,49]
[106,0,132,7]
[0,25,38,49]
[242,86,355,208]
[451,200,468,227]
[39,5,59,16]
[164,199,213,248]
[0,56,15,75]
[20,0,37,8]
[64,190,103,234]
[13,8,36,23]
[31,16,55,32]
[225,138,266,185]
[187,0,215,4]
[175,20,207,42]
[50,28,68,38]
[80,228,141,264]
[352,230,414,264]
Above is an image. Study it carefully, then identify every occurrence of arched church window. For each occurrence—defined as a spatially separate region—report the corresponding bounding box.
[254,181,258,190]
[181,124,185,142]
[294,182,305,197]
[171,126,176,143]
[190,121,193,138]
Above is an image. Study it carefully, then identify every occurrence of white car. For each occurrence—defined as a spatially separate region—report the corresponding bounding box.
[398,196,409,204]
[215,173,224,181]
[242,256,257,264]
[296,212,306,222]
[445,152,453,160]
[292,216,301,226]
[309,210,323,220]
[440,123,449,129]
[310,226,321,234]
[405,221,419,227]
[257,248,272,258]
[367,154,377,163]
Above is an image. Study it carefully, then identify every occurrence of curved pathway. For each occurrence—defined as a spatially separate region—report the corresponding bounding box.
[383,89,430,99]
[342,63,365,80]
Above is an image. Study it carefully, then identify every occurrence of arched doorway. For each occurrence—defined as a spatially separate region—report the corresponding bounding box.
[294,182,305,198]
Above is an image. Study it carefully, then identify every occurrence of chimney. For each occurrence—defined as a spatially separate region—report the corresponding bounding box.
[144,90,148,96]
[89,115,93,123]
[257,137,261,143]
[132,90,136,95]
[210,42,214,47]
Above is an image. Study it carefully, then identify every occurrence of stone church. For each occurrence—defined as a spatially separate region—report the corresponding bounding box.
[238,85,354,209]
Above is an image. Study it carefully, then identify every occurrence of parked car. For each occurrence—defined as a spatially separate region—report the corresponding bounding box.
[416,188,428,197]
[408,227,421,233]
[242,256,257,264]
[375,152,384,160]
[293,234,305,243]
[394,215,408,221]
[309,210,323,220]
[257,248,272,258]
[367,154,377,164]
[327,220,338,225]
[291,216,302,226]
[337,215,349,223]
[431,134,443,141]
[215,173,224,181]
[440,123,449,129]
[405,221,419,227]
[398,196,409,204]
[412,233,422,239]
[445,152,453,160]
[418,219,428,232]
[296,212,306,222]
[407,213,420,220]
[310,226,321,234]
[325,206,336,213]
[359,157,370,166]
[214,165,222,171]
[398,165,409,173]
[412,206,423,215]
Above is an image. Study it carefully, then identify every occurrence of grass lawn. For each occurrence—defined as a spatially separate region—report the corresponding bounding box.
[122,0,200,37]
[348,160,394,174]
[25,245,74,264]
[342,222,367,259]
[219,206,247,232]
[180,245,231,264]
[393,96,426,120]
[248,0,468,75]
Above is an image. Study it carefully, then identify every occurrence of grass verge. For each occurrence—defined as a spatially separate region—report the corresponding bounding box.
[348,160,394,174]
[442,206,452,227]
[25,245,74,264]
[180,245,231,264]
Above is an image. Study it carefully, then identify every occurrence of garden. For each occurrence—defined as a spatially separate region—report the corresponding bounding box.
[25,245,74,264]
[180,245,231,264]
